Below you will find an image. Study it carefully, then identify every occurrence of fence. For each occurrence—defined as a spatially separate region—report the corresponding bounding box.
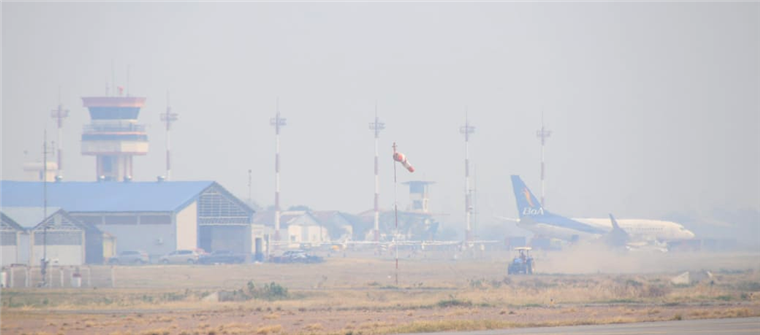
[1,265,118,288]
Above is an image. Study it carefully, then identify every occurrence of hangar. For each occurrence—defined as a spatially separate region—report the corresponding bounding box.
[1,208,104,266]
[0,181,255,258]
[1,211,26,266]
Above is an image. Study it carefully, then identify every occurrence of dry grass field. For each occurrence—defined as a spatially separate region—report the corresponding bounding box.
[2,249,760,334]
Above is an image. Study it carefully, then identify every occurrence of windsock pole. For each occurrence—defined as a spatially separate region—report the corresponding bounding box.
[391,142,415,286]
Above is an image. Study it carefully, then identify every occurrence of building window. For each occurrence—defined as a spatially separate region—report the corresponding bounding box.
[105,216,137,225]
[1,232,16,246]
[198,187,249,219]
[34,231,82,245]
[140,215,172,225]
[72,215,103,226]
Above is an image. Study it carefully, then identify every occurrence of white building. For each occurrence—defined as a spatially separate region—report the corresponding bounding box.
[1,208,104,266]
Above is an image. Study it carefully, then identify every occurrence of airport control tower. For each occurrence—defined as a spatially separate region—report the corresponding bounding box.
[81,95,148,181]
[403,181,435,213]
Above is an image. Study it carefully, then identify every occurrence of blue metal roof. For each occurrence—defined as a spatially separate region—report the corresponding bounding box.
[1,207,62,228]
[1,181,214,213]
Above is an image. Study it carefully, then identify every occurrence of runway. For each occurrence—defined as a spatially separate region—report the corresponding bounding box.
[414,317,760,335]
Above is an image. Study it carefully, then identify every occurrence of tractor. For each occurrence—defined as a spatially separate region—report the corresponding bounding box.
[507,247,534,275]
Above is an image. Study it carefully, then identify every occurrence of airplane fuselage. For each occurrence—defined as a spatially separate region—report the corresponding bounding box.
[509,175,696,245]
[517,217,695,242]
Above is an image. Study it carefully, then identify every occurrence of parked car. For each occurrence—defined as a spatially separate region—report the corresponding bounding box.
[198,250,245,264]
[159,249,201,264]
[108,250,150,265]
[271,250,324,264]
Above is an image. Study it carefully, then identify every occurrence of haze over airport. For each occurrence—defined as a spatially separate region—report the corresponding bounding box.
[3,2,758,231]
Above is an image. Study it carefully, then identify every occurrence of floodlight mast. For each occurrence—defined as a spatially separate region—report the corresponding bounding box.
[49,91,69,179]
[270,100,287,248]
[368,103,385,243]
[459,112,475,243]
[160,91,179,180]
[536,111,552,207]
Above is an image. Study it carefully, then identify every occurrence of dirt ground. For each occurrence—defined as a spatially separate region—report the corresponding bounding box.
[3,302,760,335]
[2,250,760,334]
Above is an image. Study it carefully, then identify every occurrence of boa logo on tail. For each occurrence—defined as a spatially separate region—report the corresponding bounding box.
[523,187,534,207]
[522,207,545,216]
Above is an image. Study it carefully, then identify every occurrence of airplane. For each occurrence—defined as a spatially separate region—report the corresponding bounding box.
[507,175,695,249]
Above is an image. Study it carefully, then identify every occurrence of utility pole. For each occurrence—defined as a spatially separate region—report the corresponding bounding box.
[459,112,475,242]
[368,102,385,243]
[248,169,253,206]
[270,99,287,248]
[42,131,49,287]
[536,111,552,207]
[160,91,178,180]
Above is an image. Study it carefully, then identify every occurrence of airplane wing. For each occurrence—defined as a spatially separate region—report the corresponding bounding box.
[494,216,520,223]
[606,214,668,252]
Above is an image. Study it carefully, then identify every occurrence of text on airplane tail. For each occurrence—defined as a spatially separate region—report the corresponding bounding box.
[522,207,545,216]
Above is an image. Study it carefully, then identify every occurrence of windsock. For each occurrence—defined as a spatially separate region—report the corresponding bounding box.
[393,152,415,173]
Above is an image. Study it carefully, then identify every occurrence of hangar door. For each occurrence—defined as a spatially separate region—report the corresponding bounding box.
[197,185,253,255]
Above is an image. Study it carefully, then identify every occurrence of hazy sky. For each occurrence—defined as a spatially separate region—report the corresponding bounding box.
[2,2,758,226]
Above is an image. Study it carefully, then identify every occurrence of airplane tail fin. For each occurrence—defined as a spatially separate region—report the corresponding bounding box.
[510,175,545,219]
[604,213,630,247]
[609,214,622,231]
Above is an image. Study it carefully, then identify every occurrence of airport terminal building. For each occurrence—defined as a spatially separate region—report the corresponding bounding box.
[0,181,256,261]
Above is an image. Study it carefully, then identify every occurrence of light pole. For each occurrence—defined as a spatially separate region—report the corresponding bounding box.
[459,113,475,242]
[536,112,552,207]
[270,100,287,248]
[49,97,69,179]
[160,91,179,180]
[368,103,385,243]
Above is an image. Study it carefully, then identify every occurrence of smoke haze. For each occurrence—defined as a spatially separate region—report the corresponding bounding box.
[2,3,758,230]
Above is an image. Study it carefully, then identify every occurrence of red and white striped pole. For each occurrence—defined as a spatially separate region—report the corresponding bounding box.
[460,113,475,242]
[536,111,552,207]
[369,104,385,243]
[270,100,287,247]
[50,99,69,178]
[160,91,178,181]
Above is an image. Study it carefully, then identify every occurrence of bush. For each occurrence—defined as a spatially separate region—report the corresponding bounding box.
[436,299,472,308]
[245,281,289,301]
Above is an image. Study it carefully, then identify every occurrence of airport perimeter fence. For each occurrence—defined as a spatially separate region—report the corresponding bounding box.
[2,265,118,289]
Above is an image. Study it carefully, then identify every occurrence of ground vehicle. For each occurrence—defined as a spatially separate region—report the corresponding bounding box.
[507,247,534,275]
[108,250,150,265]
[198,250,245,264]
[271,250,324,263]
[159,249,201,264]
